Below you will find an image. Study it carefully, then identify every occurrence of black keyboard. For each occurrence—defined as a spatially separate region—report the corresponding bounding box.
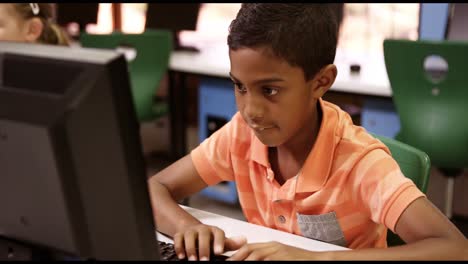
[158,241,228,261]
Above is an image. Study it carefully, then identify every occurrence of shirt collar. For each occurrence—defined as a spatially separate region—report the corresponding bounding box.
[251,130,270,167]
[296,98,339,193]
[250,98,339,193]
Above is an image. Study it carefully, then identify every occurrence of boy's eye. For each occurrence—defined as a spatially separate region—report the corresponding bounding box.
[234,83,247,93]
[263,87,278,96]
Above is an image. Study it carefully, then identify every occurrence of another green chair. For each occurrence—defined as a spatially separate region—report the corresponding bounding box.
[383,39,468,220]
[80,29,173,122]
[372,133,431,247]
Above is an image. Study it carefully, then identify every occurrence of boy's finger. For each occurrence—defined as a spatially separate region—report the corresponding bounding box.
[197,231,212,260]
[173,233,186,259]
[224,235,247,251]
[184,231,198,260]
[212,228,226,255]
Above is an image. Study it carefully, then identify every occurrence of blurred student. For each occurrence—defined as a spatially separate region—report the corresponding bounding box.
[0,3,70,45]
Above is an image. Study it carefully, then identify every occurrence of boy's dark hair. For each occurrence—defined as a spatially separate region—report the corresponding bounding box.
[228,4,339,81]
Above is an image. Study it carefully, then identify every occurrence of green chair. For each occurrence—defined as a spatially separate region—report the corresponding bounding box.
[383,39,468,220]
[80,29,173,122]
[371,133,431,247]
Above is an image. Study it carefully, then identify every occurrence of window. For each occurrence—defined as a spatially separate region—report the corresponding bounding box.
[85,3,112,34]
[339,4,419,54]
[121,3,147,34]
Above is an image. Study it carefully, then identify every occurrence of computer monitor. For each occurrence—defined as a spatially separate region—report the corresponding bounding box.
[56,3,99,30]
[56,3,99,40]
[145,3,201,52]
[0,42,159,260]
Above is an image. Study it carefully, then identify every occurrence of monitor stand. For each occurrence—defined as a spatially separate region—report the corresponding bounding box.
[0,236,79,261]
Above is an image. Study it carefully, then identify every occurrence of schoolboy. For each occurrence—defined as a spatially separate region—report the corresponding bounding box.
[148,4,467,260]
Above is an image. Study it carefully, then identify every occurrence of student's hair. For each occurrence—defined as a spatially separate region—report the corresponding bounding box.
[227,4,339,81]
[13,3,70,46]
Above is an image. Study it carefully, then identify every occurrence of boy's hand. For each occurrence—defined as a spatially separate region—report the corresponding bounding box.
[173,224,247,260]
[226,241,322,261]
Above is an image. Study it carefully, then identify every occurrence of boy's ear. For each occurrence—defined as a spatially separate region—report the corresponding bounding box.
[24,17,43,43]
[310,64,337,99]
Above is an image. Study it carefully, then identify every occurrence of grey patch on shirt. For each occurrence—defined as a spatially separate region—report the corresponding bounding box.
[296,211,347,247]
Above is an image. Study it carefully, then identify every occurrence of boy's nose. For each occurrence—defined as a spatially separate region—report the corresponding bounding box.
[244,100,264,122]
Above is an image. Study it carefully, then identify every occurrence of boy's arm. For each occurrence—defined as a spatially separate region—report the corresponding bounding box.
[227,196,467,260]
[147,154,207,237]
[147,154,244,260]
[325,196,467,260]
[147,117,239,260]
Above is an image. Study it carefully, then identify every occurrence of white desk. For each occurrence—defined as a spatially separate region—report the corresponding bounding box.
[156,205,349,257]
[169,43,392,97]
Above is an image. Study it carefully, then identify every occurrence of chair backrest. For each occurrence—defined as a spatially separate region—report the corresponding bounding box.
[80,29,173,121]
[383,39,468,170]
[371,133,431,246]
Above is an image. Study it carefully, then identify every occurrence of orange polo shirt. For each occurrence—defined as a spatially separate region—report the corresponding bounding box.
[191,98,425,249]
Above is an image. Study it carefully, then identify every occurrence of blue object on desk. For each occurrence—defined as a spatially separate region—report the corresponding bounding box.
[198,77,239,204]
[361,98,401,139]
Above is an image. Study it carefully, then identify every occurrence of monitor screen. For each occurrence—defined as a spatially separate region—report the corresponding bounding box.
[0,42,159,260]
[145,3,200,32]
[56,3,99,28]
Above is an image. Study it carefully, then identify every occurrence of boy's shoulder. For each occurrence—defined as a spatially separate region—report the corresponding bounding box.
[322,100,390,157]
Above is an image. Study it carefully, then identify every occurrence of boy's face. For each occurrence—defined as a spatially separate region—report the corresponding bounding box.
[229,47,320,147]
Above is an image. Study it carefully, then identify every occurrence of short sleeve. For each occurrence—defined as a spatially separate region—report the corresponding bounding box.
[190,118,236,186]
[350,149,425,232]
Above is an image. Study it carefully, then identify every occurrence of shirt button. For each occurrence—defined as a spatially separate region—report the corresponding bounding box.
[278,215,286,223]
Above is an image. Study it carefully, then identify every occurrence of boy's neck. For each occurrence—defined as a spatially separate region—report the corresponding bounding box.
[279,102,322,160]
[269,102,323,184]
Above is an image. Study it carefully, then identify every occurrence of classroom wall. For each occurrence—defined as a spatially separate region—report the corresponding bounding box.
[419,3,450,40]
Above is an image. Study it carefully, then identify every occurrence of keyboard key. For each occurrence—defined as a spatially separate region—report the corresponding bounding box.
[158,241,228,261]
